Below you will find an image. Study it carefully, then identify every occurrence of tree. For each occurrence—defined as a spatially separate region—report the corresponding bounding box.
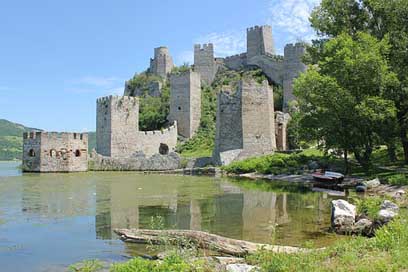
[310,0,408,163]
[294,33,397,172]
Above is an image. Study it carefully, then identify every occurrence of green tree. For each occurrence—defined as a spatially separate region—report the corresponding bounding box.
[294,33,397,172]
[310,0,408,163]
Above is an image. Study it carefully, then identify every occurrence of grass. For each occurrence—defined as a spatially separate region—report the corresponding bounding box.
[247,215,408,271]
[222,149,332,175]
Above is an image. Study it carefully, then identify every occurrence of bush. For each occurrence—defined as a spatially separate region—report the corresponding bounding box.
[387,174,408,186]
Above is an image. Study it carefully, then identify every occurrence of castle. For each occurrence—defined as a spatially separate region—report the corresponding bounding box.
[22,24,305,172]
[22,132,88,172]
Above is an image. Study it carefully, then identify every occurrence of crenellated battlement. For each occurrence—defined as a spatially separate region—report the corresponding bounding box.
[264,53,284,61]
[24,131,88,141]
[139,121,177,136]
[194,43,214,51]
[247,25,271,32]
[97,95,138,105]
[224,53,247,60]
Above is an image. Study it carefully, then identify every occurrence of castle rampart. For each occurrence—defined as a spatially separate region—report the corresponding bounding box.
[22,132,88,172]
[149,46,174,78]
[96,95,177,158]
[169,70,201,138]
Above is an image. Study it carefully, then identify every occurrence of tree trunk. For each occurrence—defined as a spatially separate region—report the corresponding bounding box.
[386,142,397,162]
[399,124,408,164]
[114,229,306,257]
[343,149,349,175]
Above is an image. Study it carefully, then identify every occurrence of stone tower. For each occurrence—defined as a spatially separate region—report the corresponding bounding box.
[169,70,201,138]
[247,25,275,60]
[96,95,178,158]
[22,131,88,172]
[194,43,217,85]
[149,46,174,78]
[283,43,307,111]
[96,96,139,158]
[213,78,276,165]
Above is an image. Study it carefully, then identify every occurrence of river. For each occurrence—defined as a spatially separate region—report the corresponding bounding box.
[0,161,342,271]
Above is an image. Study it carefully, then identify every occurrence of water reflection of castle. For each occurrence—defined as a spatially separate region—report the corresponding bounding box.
[94,180,327,243]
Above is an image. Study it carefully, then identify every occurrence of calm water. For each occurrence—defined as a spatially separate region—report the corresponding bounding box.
[0,162,343,271]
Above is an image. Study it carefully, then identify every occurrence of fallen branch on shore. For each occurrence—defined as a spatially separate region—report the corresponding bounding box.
[114,229,306,256]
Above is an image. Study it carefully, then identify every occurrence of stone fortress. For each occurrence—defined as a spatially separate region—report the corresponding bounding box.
[22,24,306,172]
[22,132,88,172]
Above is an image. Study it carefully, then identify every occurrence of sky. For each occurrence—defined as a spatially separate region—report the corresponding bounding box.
[0,0,320,132]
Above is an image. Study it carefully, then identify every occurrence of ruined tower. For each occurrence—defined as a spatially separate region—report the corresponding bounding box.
[168,70,201,138]
[283,43,307,111]
[96,96,177,158]
[246,25,275,60]
[213,78,276,165]
[149,46,174,78]
[22,132,88,172]
[194,43,217,85]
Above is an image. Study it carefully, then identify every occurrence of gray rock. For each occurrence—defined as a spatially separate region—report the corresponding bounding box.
[226,264,258,272]
[378,209,398,223]
[353,218,373,235]
[363,178,381,189]
[380,200,399,213]
[331,199,356,233]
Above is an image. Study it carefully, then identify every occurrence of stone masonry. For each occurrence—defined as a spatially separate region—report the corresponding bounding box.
[22,132,88,172]
[275,111,291,151]
[168,70,201,139]
[283,43,307,110]
[194,43,217,85]
[247,25,275,59]
[213,78,276,165]
[149,46,174,78]
[96,95,177,158]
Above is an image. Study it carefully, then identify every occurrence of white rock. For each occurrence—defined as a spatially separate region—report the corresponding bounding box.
[331,199,356,231]
[380,200,399,213]
[226,264,258,272]
[363,178,381,189]
[378,209,398,223]
[354,218,373,234]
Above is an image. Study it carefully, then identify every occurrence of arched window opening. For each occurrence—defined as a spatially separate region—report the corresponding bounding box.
[75,150,81,157]
[50,149,57,157]
[159,143,169,155]
[28,149,36,157]
[60,149,68,160]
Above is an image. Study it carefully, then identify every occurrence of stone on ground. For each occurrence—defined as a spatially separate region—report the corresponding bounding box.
[331,199,356,233]
[226,264,258,272]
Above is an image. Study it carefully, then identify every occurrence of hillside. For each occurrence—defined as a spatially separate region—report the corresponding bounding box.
[0,119,41,160]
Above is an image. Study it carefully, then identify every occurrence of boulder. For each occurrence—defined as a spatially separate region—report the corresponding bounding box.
[226,264,258,272]
[331,200,356,233]
[380,200,399,213]
[363,178,381,189]
[377,200,399,223]
[353,218,373,235]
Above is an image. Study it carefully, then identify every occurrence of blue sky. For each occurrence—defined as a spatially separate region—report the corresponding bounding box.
[0,0,320,131]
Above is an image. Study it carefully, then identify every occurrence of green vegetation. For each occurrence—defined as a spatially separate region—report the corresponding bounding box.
[0,119,41,160]
[222,149,331,175]
[387,174,408,186]
[247,215,408,271]
[68,260,103,272]
[354,196,385,220]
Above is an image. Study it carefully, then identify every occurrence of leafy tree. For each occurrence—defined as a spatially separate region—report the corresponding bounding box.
[310,0,408,163]
[294,33,397,172]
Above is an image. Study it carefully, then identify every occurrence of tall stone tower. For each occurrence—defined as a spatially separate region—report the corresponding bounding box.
[213,78,276,165]
[283,43,307,111]
[247,25,275,60]
[194,43,217,85]
[96,96,139,158]
[149,46,174,78]
[169,70,201,138]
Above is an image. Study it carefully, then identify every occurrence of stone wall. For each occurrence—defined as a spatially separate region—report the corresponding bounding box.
[96,95,178,158]
[149,46,174,78]
[168,70,201,138]
[247,25,275,60]
[247,54,284,85]
[224,53,247,70]
[283,43,307,111]
[22,132,88,172]
[275,111,290,151]
[89,150,181,171]
[194,43,217,85]
[213,78,276,165]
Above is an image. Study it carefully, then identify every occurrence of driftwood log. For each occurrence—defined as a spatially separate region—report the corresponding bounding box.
[114,229,306,257]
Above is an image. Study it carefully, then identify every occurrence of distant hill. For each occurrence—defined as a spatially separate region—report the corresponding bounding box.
[0,119,41,160]
[0,119,96,161]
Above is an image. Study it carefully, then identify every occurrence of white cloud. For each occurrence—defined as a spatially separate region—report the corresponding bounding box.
[65,76,124,96]
[268,0,321,43]
[195,31,246,57]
